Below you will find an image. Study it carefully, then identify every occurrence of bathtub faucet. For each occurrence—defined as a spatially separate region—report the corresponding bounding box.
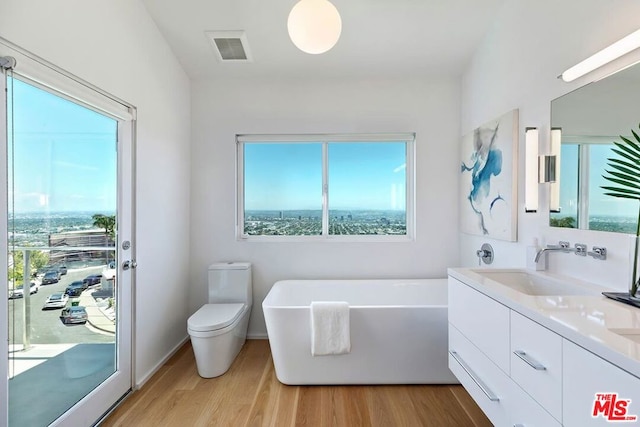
[534,241,574,263]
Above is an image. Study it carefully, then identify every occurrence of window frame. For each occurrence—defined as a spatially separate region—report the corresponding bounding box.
[236,133,416,242]
[553,135,638,232]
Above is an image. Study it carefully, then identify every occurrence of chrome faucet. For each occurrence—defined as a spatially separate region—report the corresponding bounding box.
[534,241,572,263]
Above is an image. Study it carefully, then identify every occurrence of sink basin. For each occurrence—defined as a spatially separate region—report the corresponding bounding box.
[473,270,597,296]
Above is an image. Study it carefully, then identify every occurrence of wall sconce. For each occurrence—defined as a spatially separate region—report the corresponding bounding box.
[288,0,342,54]
[561,28,640,82]
[524,127,539,212]
[549,127,562,213]
[525,127,561,213]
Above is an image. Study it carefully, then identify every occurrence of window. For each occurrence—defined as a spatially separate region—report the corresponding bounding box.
[237,134,415,240]
[551,139,637,233]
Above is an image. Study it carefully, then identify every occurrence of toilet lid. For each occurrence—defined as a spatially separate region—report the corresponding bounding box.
[188,303,245,332]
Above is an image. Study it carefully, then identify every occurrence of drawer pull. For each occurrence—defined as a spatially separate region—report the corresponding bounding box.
[514,350,546,370]
[450,351,500,402]
[513,424,525,427]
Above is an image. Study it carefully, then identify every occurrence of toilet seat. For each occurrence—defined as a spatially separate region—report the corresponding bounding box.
[188,303,245,333]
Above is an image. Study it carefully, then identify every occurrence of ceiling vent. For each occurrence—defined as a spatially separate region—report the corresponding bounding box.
[206,31,253,62]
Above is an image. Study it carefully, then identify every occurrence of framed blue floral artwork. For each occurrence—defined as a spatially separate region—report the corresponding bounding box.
[460,109,519,241]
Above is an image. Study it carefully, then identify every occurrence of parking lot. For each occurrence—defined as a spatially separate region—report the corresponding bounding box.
[8,266,115,346]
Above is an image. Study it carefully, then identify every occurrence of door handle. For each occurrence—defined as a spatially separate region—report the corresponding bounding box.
[122,260,137,270]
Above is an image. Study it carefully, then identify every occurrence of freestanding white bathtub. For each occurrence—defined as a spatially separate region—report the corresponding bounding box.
[262,279,457,385]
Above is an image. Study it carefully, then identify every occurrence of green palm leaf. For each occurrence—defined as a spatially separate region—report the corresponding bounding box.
[614,141,640,160]
[611,147,640,164]
[603,192,640,200]
[600,186,640,198]
[602,177,640,191]
[601,123,640,297]
[607,160,640,176]
[620,133,640,148]
[602,124,640,198]
[605,170,640,184]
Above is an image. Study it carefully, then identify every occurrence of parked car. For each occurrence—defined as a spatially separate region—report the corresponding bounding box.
[36,264,66,278]
[43,292,69,309]
[60,306,88,324]
[41,270,61,285]
[11,282,39,298]
[65,281,86,297]
[83,274,102,288]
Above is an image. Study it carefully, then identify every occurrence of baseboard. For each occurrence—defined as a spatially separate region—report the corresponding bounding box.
[135,334,190,389]
[247,332,268,339]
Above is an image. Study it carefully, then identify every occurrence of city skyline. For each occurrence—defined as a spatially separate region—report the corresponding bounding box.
[244,208,406,236]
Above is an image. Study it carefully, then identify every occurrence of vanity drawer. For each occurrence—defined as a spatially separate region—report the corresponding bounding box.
[510,310,563,422]
[448,277,510,373]
[449,324,509,426]
[449,325,561,427]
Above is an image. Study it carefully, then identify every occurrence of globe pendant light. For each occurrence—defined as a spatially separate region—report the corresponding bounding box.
[287,0,342,54]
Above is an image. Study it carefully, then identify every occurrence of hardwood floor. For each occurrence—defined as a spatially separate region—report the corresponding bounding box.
[102,340,491,427]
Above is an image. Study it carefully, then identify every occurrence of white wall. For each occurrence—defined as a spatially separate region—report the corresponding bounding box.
[190,76,460,336]
[0,0,191,385]
[460,0,640,290]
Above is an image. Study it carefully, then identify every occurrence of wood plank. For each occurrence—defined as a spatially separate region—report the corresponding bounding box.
[244,354,301,427]
[449,385,493,427]
[366,386,420,427]
[294,386,324,427]
[407,384,481,426]
[104,340,491,427]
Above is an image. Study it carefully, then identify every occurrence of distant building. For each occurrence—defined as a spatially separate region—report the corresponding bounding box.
[48,229,114,263]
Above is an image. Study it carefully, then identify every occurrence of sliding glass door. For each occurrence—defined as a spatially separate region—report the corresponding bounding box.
[1,42,135,426]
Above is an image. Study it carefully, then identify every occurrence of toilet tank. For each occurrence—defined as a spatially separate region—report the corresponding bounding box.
[208,262,252,306]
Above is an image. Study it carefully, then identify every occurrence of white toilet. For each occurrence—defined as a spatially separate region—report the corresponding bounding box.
[188,262,252,378]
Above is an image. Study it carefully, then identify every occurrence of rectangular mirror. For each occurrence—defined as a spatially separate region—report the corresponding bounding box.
[550,63,640,233]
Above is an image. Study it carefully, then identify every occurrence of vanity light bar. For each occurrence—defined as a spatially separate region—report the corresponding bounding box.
[561,28,640,82]
[524,127,539,213]
[549,128,562,213]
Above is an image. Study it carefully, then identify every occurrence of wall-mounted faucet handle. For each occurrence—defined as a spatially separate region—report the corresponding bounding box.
[476,243,494,266]
[574,243,587,256]
[588,247,607,260]
[547,241,570,250]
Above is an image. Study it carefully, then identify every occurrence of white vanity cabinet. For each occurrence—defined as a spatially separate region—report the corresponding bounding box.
[449,325,561,427]
[448,271,640,427]
[563,340,640,426]
[448,277,561,426]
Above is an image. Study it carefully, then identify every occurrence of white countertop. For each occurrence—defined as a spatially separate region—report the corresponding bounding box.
[448,267,640,379]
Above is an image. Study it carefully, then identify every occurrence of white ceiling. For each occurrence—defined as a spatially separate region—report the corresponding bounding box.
[141,0,506,80]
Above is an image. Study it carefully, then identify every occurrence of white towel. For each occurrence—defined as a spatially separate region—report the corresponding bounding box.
[310,301,351,356]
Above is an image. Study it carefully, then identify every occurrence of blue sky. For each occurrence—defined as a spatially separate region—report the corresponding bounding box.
[244,142,406,211]
[8,77,117,213]
[559,143,636,218]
